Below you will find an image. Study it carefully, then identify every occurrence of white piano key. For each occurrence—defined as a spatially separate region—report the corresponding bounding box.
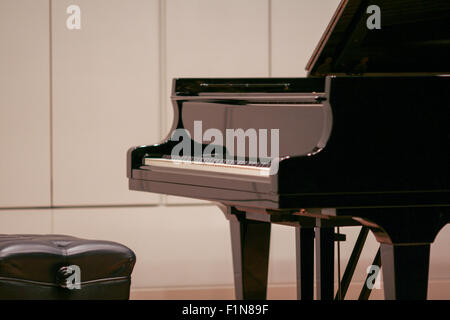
[144,157,271,178]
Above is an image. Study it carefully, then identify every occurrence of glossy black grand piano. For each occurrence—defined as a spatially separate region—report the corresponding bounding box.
[128,0,450,300]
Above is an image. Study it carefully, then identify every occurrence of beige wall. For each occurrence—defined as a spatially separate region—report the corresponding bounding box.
[0,0,51,207]
[0,0,449,299]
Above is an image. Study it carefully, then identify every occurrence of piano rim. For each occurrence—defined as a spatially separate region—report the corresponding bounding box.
[129,175,450,210]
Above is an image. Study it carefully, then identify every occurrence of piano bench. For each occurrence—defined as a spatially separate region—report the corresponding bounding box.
[0,234,136,300]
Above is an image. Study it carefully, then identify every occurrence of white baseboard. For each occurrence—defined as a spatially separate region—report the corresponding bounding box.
[130,280,450,300]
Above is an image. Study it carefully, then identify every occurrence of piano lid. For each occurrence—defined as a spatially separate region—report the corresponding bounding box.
[307,0,450,76]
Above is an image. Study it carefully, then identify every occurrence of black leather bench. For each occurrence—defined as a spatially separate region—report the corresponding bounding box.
[0,234,136,299]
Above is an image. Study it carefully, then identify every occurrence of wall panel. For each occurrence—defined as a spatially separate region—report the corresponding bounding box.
[0,210,52,234]
[52,0,160,205]
[0,0,51,207]
[164,0,270,204]
[271,0,340,76]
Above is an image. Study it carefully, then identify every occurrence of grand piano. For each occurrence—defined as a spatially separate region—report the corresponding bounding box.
[128,0,450,300]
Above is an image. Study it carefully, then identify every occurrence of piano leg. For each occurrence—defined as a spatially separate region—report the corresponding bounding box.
[380,243,430,300]
[315,224,335,300]
[346,207,449,300]
[229,217,271,300]
[295,226,314,300]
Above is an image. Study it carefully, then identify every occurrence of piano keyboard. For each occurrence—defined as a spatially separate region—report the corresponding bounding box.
[143,156,272,177]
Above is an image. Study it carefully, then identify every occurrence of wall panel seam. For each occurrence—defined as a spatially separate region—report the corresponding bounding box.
[0,204,161,211]
[159,0,169,206]
[49,0,54,232]
[268,0,272,77]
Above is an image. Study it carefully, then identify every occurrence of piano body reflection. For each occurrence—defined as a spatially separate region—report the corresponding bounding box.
[128,0,450,300]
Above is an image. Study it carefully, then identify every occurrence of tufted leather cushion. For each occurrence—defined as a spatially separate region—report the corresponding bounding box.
[0,234,136,299]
